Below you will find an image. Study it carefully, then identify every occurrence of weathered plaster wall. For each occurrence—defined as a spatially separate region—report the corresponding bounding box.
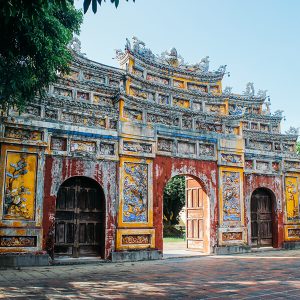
[153,156,218,252]
[244,174,284,247]
[42,155,118,259]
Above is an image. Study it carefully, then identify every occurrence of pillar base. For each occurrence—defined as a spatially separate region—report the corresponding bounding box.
[0,253,49,268]
[213,245,251,255]
[111,250,162,262]
[283,242,300,250]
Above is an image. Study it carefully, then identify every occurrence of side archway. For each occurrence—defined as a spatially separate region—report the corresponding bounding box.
[54,176,105,258]
[250,188,276,248]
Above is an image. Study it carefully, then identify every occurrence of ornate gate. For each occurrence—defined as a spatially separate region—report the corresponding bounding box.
[251,189,273,247]
[54,177,105,258]
[186,177,209,251]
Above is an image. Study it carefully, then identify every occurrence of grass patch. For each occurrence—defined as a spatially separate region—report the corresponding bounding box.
[163,237,185,243]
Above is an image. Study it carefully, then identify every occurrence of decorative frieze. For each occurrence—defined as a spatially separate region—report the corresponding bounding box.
[157,138,173,152]
[146,73,169,85]
[77,91,89,101]
[130,87,154,101]
[173,98,190,109]
[222,232,243,241]
[147,113,179,126]
[5,127,42,141]
[221,153,243,164]
[99,143,115,155]
[61,112,106,128]
[248,140,272,151]
[256,161,269,172]
[187,83,207,92]
[0,236,37,247]
[123,141,152,153]
[199,143,215,157]
[45,109,58,120]
[53,87,72,98]
[173,80,184,89]
[122,234,151,245]
[51,137,67,151]
[124,108,143,121]
[132,67,143,78]
[196,121,223,133]
[288,228,300,238]
[70,140,96,153]
[284,160,300,170]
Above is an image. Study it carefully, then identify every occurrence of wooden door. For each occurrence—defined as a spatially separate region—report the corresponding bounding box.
[251,190,273,247]
[54,177,105,258]
[186,177,208,251]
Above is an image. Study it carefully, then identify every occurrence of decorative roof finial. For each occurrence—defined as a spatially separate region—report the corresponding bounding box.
[223,86,233,95]
[285,126,299,135]
[243,82,255,96]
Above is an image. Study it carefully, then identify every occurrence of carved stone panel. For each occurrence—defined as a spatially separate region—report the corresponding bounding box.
[222,232,243,241]
[221,153,243,165]
[198,143,215,157]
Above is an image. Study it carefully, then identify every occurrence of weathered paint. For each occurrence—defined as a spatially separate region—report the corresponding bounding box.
[153,156,218,252]
[244,174,284,248]
[42,156,118,259]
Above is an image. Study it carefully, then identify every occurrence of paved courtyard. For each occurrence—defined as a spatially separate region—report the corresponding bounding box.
[1,249,300,299]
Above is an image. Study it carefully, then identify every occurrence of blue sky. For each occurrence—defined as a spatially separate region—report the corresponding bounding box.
[75,0,300,132]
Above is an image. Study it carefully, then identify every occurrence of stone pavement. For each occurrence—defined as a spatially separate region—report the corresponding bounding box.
[1,249,300,299]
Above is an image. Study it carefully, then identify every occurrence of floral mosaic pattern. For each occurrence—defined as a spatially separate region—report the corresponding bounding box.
[123,162,148,223]
[222,171,241,222]
[3,152,37,220]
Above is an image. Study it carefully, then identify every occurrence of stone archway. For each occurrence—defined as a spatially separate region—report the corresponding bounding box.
[250,188,276,248]
[54,176,106,258]
[163,174,210,254]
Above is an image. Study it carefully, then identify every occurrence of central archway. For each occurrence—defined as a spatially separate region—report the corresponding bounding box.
[54,176,105,258]
[163,175,210,254]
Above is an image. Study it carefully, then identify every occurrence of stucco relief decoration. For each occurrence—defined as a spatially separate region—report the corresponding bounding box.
[222,171,241,222]
[5,127,42,141]
[146,74,169,85]
[288,229,300,238]
[221,153,242,164]
[222,232,243,241]
[0,236,36,247]
[157,139,173,152]
[123,162,148,223]
[285,178,300,221]
[122,234,150,245]
[199,143,215,156]
[3,152,37,220]
[70,140,96,153]
[123,141,152,153]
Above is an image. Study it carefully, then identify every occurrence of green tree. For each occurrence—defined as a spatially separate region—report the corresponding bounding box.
[163,176,186,226]
[297,142,300,155]
[0,0,82,111]
[83,0,135,13]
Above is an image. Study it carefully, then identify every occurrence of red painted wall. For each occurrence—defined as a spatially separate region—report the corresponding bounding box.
[244,174,284,248]
[42,155,118,259]
[153,156,218,252]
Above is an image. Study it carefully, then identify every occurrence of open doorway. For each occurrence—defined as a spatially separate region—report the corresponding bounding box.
[163,175,209,256]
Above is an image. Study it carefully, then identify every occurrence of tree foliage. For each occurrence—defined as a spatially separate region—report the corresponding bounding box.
[297,142,300,155]
[163,176,186,226]
[0,0,82,111]
[83,0,135,13]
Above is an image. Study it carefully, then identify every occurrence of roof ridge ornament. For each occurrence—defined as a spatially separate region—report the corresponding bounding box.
[69,36,86,57]
[118,36,227,76]
[285,126,299,136]
[243,82,255,96]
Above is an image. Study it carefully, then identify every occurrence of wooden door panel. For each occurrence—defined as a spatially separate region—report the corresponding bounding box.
[186,177,208,251]
[54,178,104,258]
[251,190,273,247]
